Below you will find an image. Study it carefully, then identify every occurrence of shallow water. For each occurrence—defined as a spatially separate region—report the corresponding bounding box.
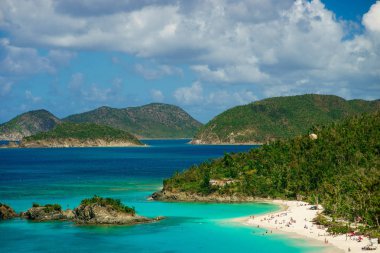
[0,139,322,252]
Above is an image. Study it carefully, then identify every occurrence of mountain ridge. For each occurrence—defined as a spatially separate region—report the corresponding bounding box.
[0,103,202,140]
[63,103,202,138]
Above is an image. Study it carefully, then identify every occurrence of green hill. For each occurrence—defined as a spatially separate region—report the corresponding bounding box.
[193,94,380,144]
[0,110,61,141]
[157,112,380,231]
[64,103,202,138]
[21,122,143,147]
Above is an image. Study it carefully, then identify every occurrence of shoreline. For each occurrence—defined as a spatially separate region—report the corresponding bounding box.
[232,200,376,253]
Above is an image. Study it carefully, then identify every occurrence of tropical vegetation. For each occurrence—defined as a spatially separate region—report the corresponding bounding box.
[194,94,380,143]
[23,122,142,145]
[80,195,136,215]
[164,112,380,234]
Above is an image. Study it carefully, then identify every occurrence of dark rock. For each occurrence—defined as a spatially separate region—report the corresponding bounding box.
[0,203,18,220]
[21,206,74,221]
[73,203,158,225]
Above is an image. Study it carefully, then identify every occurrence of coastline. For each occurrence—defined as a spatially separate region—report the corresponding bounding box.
[189,140,263,145]
[232,200,376,253]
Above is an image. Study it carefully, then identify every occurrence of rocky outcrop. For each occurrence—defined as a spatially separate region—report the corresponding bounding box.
[74,203,162,225]
[151,190,257,203]
[18,138,143,148]
[19,199,163,225]
[21,206,74,221]
[0,203,18,220]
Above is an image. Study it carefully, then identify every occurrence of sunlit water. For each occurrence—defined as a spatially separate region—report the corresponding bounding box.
[0,140,321,253]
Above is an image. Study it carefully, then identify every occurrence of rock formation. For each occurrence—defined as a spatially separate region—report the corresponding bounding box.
[19,197,164,225]
[21,204,74,221]
[0,203,18,220]
[74,203,162,225]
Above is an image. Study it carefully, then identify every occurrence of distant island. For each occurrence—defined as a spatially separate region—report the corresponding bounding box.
[64,103,202,139]
[15,122,144,148]
[153,112,380,237]
[192,94,380,144]
[0,103,202,141]
[1,196,163,225]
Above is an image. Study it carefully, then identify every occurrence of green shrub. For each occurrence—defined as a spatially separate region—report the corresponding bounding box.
[80,195,136,215]
[43,204,62,212]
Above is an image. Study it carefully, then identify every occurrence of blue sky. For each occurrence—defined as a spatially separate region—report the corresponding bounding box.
[0,0,379,123]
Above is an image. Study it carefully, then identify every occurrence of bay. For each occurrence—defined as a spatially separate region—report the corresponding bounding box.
[0,139,321,253]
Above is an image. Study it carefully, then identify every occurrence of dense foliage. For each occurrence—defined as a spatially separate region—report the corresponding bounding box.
[194,94,380,143]
[165,112,380,230]
[81,195,136,215]
[31,203,62,212]
[24,122,142,144]
[64,103,202,138]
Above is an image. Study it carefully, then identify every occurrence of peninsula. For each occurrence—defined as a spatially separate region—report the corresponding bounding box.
[153,112,380,240]
[17,122,144,148]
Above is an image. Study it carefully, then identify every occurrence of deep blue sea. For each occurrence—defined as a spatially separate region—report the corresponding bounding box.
[0,139,321,253]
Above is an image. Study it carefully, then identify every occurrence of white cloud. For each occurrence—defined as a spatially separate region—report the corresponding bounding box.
[25,90,41,103]
[0,39,55,75]
[82,78,124,102]
[0,0,379,98]
[363,2,380,33]
[191,64,268,83]
[66,73,125,103]
[173,82,203,105]
[150,89,164,102]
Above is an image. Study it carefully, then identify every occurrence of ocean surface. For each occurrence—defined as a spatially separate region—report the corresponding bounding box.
[0,139,321,253]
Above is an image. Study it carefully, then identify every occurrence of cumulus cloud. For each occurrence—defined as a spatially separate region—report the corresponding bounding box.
[0,37,76,97]
[150,89,164,102]
[0,39,55,75]
[67,73,125,103]
[363,2,380,33]
[25,90,42,103]
[82,78,124,102]
[0,0,379,99]
[173,82,203,105]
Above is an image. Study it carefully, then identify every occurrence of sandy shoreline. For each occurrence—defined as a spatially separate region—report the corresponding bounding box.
[233,200,378,253]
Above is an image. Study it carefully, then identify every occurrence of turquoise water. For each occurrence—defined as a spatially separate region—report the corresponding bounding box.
[0,140,321,253]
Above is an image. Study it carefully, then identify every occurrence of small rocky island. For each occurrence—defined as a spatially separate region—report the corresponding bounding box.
[73,196,163,225]
[0,203,18,220]
[21,203,74,221]
[13,122,144,148]
[2,196,163,225]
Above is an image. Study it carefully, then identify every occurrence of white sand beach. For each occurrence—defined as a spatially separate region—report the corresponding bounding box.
[234,200,379,253]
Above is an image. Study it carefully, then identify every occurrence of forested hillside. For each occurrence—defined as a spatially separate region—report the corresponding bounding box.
[193,94,380,144]
[161,112,380,230]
